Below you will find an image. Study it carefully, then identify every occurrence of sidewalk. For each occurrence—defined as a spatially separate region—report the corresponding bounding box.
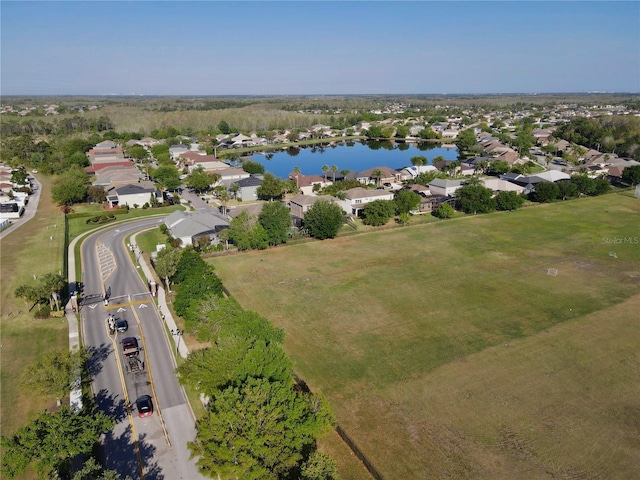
[66,235,83,412]
[0,175,42,240]
[130,232,189,359]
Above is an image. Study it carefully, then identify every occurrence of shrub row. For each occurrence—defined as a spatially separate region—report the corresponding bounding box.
[85,214,117,225]
[67,206,129,219]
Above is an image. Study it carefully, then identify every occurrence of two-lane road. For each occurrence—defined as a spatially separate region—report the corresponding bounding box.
[80,218,205,480]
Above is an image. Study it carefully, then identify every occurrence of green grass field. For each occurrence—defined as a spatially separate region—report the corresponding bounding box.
[0,176,69,437]
[209,193,640,479]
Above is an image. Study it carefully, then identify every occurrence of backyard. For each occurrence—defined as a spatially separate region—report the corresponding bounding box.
[209,192,640,479]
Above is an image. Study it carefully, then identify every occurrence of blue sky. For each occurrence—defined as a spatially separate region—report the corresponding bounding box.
[1,1,639,95]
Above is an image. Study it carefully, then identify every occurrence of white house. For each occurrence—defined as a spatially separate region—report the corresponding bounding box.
[219,167,251,186]
[0,202,24,219]
[428,178,466,197]
[400,165,438,179]
[107,183,163,208]
[337,187,394,216]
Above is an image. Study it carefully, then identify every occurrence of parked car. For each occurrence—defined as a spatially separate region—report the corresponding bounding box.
[116,318,128,333]
[135,395,153,417]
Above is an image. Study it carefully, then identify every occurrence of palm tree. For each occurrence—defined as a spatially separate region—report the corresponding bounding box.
[209,172,221,188]
[340,169,350,180]
[330,165,338,181]
[466,175,483,186]
[292,166,301,188]
[322,164,329,182]
[230,182,240,200]
[371,168,383,186]
[215,186,231,216]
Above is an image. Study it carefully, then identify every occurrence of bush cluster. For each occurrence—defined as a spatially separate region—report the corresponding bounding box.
[85,214,116,224]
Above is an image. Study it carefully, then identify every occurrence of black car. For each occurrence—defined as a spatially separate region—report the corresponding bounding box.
[116,318,128,333]
[135,395,153,417]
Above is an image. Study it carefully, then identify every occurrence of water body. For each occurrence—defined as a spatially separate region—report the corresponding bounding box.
[250,140,459,179]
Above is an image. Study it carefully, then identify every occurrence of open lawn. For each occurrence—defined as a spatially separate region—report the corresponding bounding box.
[210,193,640,479]
[0,175,69,436]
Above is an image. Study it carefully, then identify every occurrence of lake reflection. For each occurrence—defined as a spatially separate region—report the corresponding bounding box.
[250,140,459,179]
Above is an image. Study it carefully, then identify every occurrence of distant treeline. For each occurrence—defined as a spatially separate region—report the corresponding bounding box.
[554,115,640,159]
[0,115,114,137]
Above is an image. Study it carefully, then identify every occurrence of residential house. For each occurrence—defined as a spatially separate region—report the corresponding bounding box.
[400,165,438,179]
[287,193,336,221]
[169,144,190,160]
[0,181,13,194]
[494,149,520,165]
[184,158,230,173]
[356,166,401,186]
[481,178,526,195]
[309,124,333,138]
[163,210,229,247]
[93,165,145,188]
[441,128,459,139]
[427,178,466,197]
[107,183,163,208]
[293,174,331,195]
[218,133,267,149]
[401,185,449,214]
[138,137,161,148]
[499,171,570,194]
[87,140,126,165]
[85,160,135,176]
[0,201,23,219]
[231,175,263,201]
[226,202,264,220]
[337,187,393,216]
[219,167,251,187]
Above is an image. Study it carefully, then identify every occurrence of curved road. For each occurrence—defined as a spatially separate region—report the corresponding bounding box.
[80,218,205,480]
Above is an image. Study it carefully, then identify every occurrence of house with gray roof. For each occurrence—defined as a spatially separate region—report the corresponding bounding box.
[164,210,229,247]
[107,183,162,208]
[232,175,263,201]
[169,144,190,160]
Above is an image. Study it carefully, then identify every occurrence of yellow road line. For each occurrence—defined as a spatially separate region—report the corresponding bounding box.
[105,299,151,310]
[130,295,172,448]
[110,329,146,479]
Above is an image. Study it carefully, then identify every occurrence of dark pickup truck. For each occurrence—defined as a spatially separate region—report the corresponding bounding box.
[122,337,139,357]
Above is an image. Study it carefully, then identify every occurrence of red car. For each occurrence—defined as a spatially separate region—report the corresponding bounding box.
[135,395,153,417]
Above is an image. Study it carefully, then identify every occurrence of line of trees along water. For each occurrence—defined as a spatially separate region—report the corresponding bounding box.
[250,140,459,179]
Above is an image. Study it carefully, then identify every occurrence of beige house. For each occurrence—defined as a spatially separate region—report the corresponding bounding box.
[287,193,336,219]
[481,178,525,195]
[428,178,465,197]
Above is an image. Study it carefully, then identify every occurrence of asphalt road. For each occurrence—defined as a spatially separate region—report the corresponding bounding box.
[0,174,42,240]
[80,218,206,480]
